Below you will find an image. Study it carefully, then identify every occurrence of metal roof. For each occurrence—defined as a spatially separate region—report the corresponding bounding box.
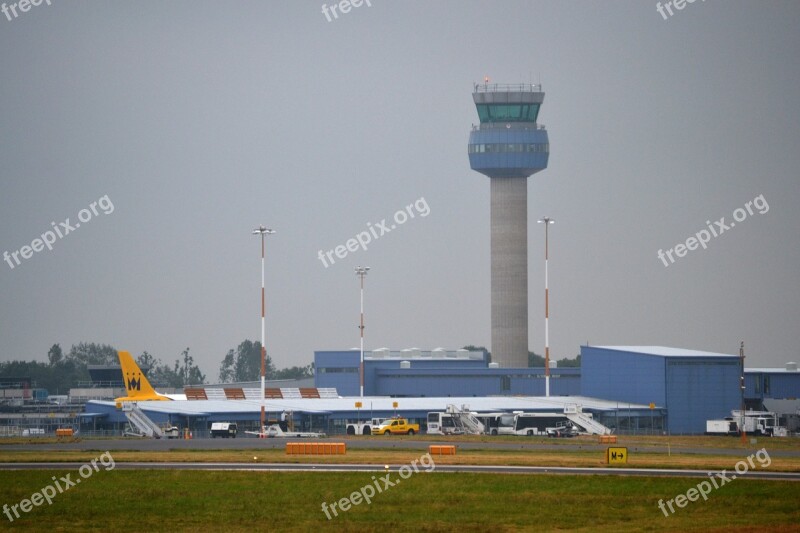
[593,346,736,358]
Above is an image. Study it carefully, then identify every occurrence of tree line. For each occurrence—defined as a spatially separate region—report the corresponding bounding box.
[0,340,314,393]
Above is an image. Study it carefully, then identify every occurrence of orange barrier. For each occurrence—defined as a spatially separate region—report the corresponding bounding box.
[429,445,456,456]
[599,435,617,444]
[55,428,74,437]
[286,442,346,455]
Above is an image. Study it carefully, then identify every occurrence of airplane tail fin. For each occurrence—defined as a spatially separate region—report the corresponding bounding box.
[118,350,159,399]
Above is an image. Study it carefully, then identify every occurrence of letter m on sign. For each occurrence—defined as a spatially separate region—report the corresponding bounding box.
[607,447,628,465]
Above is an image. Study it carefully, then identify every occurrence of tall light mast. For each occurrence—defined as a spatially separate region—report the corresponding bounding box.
[740,341,746,443]
[538,216,554,396]
[355,266,370,397]
[252,225,274,430]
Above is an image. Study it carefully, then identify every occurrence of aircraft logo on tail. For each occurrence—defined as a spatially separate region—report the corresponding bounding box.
[126,375,141,392]
[114,351,175,406]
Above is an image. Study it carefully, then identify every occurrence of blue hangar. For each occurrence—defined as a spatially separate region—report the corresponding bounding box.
[314,348,580,397]
[315,346,799,435]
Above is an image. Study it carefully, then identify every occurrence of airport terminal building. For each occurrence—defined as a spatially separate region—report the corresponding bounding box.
[74,345,799,437]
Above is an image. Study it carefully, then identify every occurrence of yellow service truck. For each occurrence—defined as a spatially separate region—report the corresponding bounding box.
[371,417,419,435]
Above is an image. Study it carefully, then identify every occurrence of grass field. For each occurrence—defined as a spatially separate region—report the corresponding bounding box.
[0,469,798,532]
[1,436,798,531]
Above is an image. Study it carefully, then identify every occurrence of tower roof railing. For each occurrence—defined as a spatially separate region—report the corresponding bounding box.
[474,83,543,93]
[471,123,546,131]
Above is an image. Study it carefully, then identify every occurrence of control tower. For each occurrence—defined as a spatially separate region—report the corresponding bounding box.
[468,83,550,368]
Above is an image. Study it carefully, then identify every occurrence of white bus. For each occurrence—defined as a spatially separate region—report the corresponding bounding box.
[427,411,505,435]
[475,413,505,435]
[497,413,576,437]
[426,412,464,435]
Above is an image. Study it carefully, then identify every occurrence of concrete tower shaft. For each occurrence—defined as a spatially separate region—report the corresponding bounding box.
[491,177,529,368]
[468,83,549,368]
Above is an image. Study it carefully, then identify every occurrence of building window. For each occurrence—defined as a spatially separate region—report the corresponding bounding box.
[476,103,541,123]
[764,376,770,395]
[501,376,511,391]
[468,143,549,154]
[317,367,358,374]
[755,376,761,394]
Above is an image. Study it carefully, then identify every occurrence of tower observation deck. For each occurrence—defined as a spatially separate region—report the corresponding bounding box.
[468,83,550,368]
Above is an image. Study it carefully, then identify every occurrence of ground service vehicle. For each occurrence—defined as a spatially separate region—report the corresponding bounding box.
[426,412,464,435]
[706,411,788,437]
[476,414,505,435]
[705,419,739,435]
[346,418,387,435]
[256,424,327,438]
[426,407,489,435]
[210,422,238,438]
[546,424,579,437]
[372,417,419,435]
[497,413,574,436]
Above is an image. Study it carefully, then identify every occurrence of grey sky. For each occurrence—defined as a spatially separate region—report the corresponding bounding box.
[1,1,798,378]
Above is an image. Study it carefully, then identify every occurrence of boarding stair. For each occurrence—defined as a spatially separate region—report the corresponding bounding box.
[446,404,486,435]
[123,403,164,438]
[564,404,612,435]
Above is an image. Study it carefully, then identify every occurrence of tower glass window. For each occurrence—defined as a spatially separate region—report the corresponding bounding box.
[468,143,549,154]
[476,104,540,123]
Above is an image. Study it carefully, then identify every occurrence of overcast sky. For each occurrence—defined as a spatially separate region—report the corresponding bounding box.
[1,1,798,379]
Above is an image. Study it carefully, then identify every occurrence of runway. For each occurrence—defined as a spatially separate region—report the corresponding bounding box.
[1,461,798,480]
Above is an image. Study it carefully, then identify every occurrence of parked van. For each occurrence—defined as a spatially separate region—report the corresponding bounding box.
[210,422,238,438]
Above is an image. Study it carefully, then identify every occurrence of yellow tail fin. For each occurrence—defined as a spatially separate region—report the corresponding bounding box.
[115,351,168,404]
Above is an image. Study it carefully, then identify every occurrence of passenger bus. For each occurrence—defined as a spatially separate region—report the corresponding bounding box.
[427,411,505,435]
[426,412,466,435]
[475,413,505,435]
[497,412,576,436]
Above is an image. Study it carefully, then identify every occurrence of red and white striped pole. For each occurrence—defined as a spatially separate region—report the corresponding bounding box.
[253,225,274,432]
[538,217,554,397]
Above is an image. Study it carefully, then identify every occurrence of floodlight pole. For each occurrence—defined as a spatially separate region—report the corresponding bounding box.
[740,341,746,444]
[355,266,370,398]
[538,217,554,397]
[253,225,275,431]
